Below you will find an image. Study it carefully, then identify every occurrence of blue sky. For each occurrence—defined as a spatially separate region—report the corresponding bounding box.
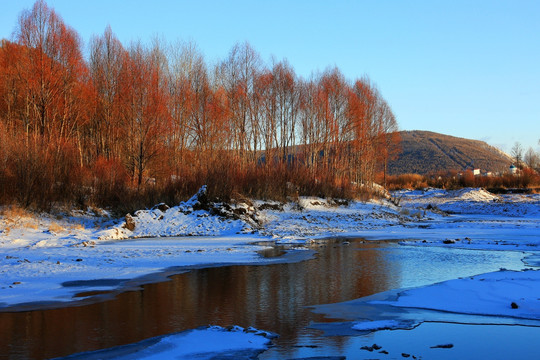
[1,0,539,152]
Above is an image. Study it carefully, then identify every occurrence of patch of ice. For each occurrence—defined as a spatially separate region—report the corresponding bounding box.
[372,269,540,320]
[63,325,276,360]
[352,319,419,332]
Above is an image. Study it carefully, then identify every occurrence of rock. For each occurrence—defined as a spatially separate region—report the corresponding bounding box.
[192,186,210,211]
[372,344,382,350]
[443,239,455,244]
[75,258,83,262]
[511,302,519,309]
[12,281,21,285]
[361,345,374,352]
[402,353,411,358]
[431,343,454,349]
[124,214,136,231]
[288,357,345,360]
[257,203,283,211]
[233,207,247,216]
[379,350,389,354]
[156,203,170,212]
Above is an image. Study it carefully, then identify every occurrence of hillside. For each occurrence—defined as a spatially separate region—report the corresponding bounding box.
[388,130,512,175]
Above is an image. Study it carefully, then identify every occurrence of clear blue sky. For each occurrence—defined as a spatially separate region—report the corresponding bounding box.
[1,0,539,153]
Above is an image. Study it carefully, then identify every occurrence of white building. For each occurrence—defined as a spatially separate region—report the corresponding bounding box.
[509,164,518,175]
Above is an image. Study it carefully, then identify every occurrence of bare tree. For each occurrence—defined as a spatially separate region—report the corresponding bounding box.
[124,41,168,189]
[216,42,262,167]
[511,142,523,169]
[524,147,539,171]
[89,25,126,160]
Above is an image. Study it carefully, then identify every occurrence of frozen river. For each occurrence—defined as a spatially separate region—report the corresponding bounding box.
[1,237,534,359]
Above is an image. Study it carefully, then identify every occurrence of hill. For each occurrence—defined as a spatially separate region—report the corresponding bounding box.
[388,130,512,175]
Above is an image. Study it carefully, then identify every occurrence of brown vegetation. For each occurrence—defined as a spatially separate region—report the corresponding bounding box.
[0,1,400,214]
[386,169,540,191]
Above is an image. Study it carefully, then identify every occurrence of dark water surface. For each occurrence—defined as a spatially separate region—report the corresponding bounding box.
[0,239,528,359]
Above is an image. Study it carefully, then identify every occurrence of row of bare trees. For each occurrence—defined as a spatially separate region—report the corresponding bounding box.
[511,142,540,172]
[0,0,399,211]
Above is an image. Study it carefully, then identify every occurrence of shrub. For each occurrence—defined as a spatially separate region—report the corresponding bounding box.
[386,173,427,190]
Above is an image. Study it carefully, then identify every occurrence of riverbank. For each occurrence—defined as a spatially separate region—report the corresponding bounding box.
[1,187,539,309]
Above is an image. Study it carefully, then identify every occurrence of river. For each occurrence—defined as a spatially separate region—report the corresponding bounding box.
[0,238,531,359]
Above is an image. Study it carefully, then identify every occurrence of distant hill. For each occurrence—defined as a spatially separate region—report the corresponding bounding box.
[388,130,513,175]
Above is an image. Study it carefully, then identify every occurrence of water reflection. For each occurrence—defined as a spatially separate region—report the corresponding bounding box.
[0,239,526,359]
[0,239,391,359]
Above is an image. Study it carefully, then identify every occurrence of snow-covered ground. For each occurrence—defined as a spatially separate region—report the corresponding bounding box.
[1,187,539,357]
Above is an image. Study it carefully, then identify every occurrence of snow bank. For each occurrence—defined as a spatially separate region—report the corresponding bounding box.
[100,187,415,242]
[0,236,269,308]
[372,269,540,320]
[395,187,500,202]
[396,187,540,220]
[64,325,277,360]
[452,188,500,202]
[257,198,412,240]
[99,186,256,240]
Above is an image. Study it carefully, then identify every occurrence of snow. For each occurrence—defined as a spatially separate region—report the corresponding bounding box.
[453,187,500,201]
[0,235,272,308]
[65,325,276,360]
[1,187,539,309]
[371,269,540,320]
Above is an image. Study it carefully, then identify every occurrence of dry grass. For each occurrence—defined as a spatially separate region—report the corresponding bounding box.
[0,205,32,220]
[69,223,86,232]
[25,222,39,230]
[48,222,65,234]
[0,205,39,229]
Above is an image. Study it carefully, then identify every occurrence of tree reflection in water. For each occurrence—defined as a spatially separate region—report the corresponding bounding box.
[0,239,393,359]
